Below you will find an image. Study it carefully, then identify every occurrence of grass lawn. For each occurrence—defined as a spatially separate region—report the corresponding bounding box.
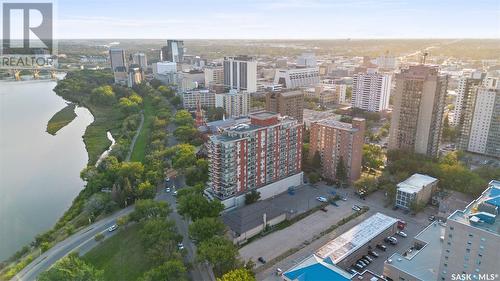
[46,103,77,135]
[83,223,153,281]
[83,101,124,165]
[130,95,155,162]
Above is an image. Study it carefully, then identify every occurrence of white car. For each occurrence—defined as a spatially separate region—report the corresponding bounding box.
[397,231,407,238]
[165,177,170,182]
[108,224,118,232]
[173,190,178,196]
[352,205,361,211]
[165,187,171,193]
[177,242,184,250]
[316,196,327,203]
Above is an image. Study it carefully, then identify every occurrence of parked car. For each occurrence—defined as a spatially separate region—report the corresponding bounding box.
[386,236,398,245]
[397,231,407,238]
[276,268,283,276]
[354,263,364,270]
[361,258,370,264]
[320,206,328,212]
[428,215,436,221]
[316,196,327,203]
[368,250,379,258]
[165,187,171,193]
[173,190,178,196]
[165,177,170,182]
[107,224,118,232]
[177,242,184,250]
[340,197,347,201]
[364,255,373,262]
[348,268,359,275]
[376,244,387,251]
[352,205,361,211]
[258,257,266,264]
[358,260,367,267]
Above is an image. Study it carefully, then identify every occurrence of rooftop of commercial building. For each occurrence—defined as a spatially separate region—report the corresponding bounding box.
[397,173,438,194]
[448,180,500,236]
[385,221,445,281]
[313,118,360,132]
[222,200,285,235]
[279,90,304,97]
[250,111,279,119]
[316,213,398,264]
[284,255,353,281]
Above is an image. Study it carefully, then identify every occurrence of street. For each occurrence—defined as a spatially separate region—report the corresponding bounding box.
[11,206,134,281]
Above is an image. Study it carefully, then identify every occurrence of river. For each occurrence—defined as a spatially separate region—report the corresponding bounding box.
[0,80,93,260]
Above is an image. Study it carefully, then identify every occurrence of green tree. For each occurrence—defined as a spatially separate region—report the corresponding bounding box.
[197,236,240,277]
[362,144,384,171]
[139,259,187,281]
[336,156,349,186]
[206,107,226,122]
[140,218,179,264]
[244,190,261,205]
[174,110,195,126]
[174,125,198,143]
[217,268,255,281]
[311,151,322,171]
[90,85,115,105]
[177,193,224,221]
[38,253,103,281]
[118,97,140,114]
[189,217,225,243]
[130,199,170,222]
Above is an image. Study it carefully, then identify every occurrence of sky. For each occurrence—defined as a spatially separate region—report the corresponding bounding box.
[51,0,500,39]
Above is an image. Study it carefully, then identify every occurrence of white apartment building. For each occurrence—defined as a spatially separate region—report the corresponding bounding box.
[467,78,500,157]
[375,55,397,69]
[215,89,249,118]
[182,90,215,110]
[223,56,257,93]
[352,70,391,112]
[274,68,320,89]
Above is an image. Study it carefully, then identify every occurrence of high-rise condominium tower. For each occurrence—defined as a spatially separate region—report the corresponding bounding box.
[389,65,447,158]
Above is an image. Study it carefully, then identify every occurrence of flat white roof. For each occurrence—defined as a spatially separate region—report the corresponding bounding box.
[397,173,438,194]
[315,213,398,264]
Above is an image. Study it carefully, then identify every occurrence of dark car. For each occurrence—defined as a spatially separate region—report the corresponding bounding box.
[258,257,266,264]
[320,206,328,212]
[376,244,387,251]
[368,250,379,258]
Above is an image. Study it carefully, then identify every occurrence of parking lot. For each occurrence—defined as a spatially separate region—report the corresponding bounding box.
[239,194,358,267]
[257,187,438,281]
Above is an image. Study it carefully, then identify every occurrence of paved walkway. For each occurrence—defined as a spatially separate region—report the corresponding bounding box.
[126,111,145,161]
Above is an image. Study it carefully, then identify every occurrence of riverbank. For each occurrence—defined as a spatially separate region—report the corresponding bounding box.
[46,103,77,135]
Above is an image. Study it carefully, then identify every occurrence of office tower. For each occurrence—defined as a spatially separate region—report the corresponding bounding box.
[351,69,391,112]
[266,91,304,122]
[389,65,448,158]
[309,118,365,182]
[127,66,143,87]
[223,56,257,93]
[274,68,320,89]
[465,78,500,157]
[208,112,303,199]
[109,48,126,71]
[161,40,184,63]
[131,53,147,70]
[438,180,500,281]
[297,53,317,68]
[204,66,224,87]
[215,89,249,118]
